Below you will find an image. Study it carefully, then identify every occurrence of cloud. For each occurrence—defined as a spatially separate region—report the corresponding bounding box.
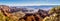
[9,4,41,6]
[0,3,60,6]
[0,3,41,6]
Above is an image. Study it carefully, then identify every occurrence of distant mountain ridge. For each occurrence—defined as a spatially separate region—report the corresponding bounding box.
[10,5,56,11]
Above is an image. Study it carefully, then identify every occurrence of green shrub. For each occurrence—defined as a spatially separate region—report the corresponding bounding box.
[43,6,60,21]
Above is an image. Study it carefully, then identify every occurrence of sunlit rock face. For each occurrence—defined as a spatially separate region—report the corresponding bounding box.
[0,5,26,21]
[0,5,11,13]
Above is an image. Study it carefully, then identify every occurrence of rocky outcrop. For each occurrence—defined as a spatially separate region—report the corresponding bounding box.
[19,9,49,21]
[43,6,60,21]
[0,5,25,21]
[0,5,49,21]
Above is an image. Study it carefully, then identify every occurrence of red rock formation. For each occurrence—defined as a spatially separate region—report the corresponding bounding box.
[26,15,35,21]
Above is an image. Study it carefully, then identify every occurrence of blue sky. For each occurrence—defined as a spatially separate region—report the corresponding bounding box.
[40,0,60,4]
[0,0,60,6]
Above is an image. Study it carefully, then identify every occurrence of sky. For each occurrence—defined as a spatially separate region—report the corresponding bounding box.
[0,0,60,6]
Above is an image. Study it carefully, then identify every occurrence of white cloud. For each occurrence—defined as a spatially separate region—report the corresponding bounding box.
[0,3,41,6]
[10,3,60,6]
[10,4,41,6]
[0,3,60,6]
[0,3,50,6]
